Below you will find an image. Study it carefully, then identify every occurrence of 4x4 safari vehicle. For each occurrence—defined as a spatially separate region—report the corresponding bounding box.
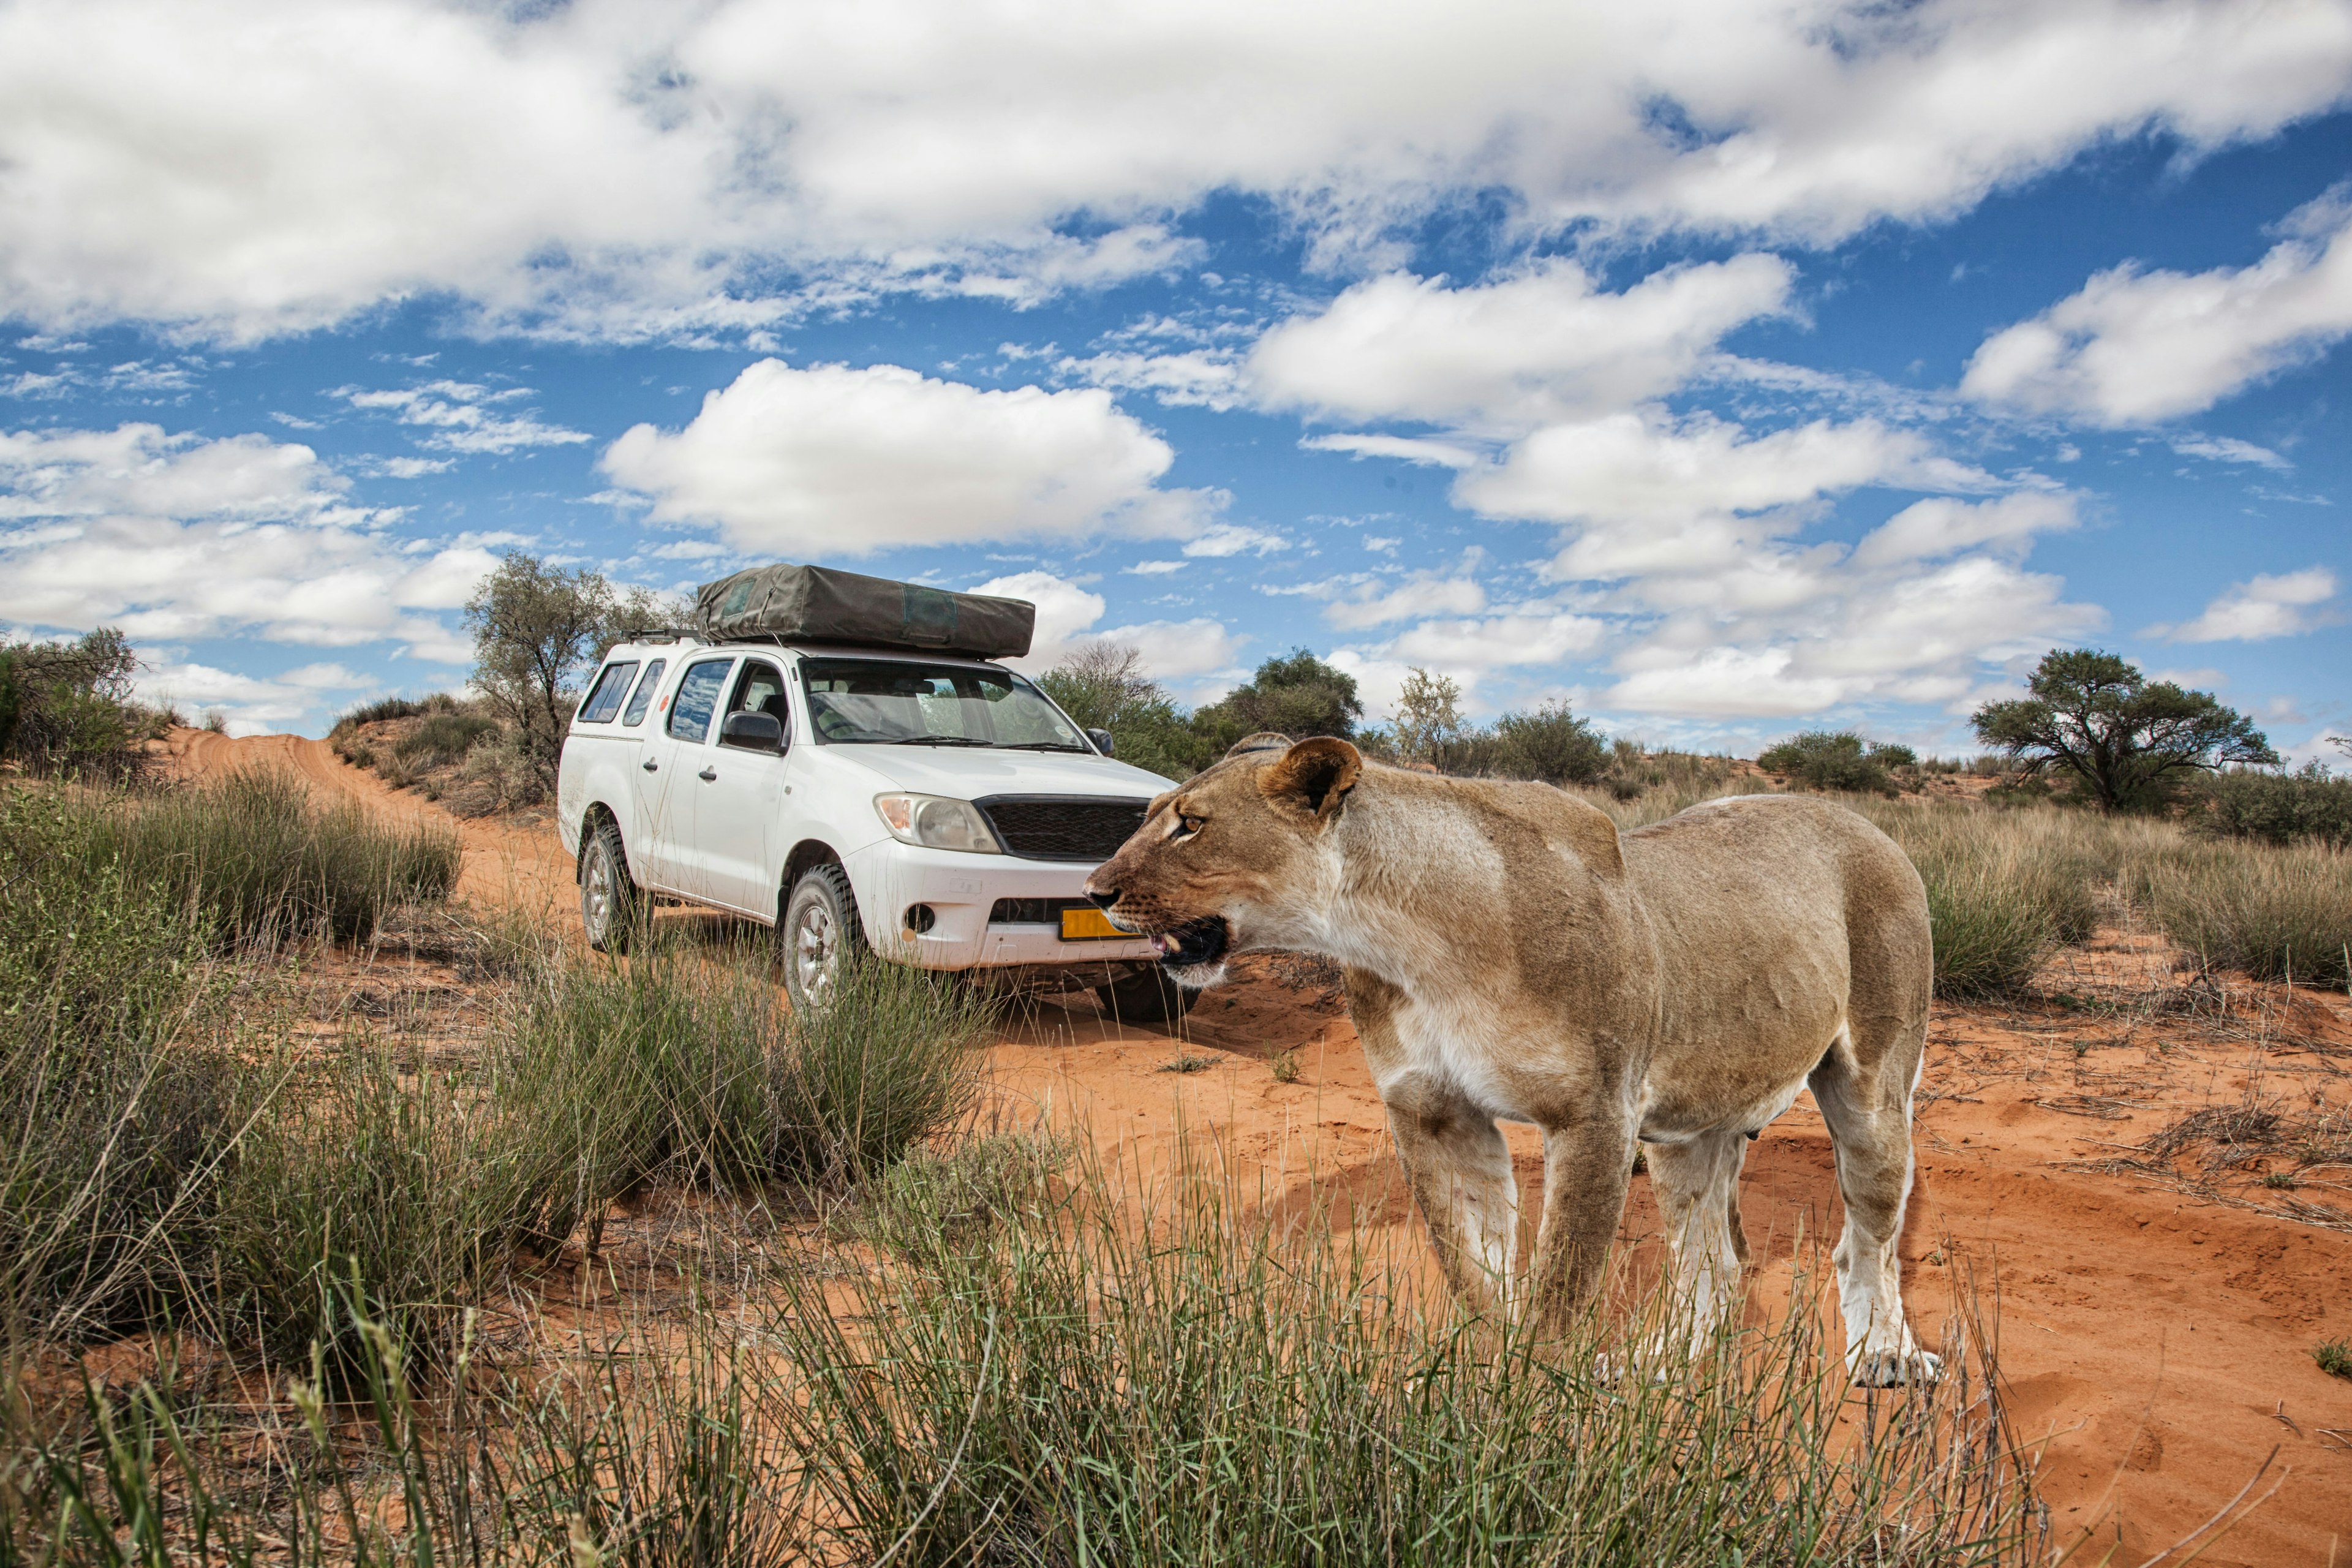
[555,565,1188,1020]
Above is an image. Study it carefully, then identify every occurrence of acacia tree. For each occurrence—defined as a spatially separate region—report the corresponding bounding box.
[1390,666,1464,767]
[465,555,675,782]
[1971,649,2277,812]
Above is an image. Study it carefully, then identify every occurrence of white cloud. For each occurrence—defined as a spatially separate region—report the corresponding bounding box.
[1388,612,1605,669]
[1962,188,2352,424]
[971,568,1243,682]
[601,360,1215,555]
[6,0,2349,337]
[2168,433,2290,469]
[0,422,485,658]
[1060,349,1242,410]
[1460,411,1977,545]
[1298,432,1484,469]
[1180,523,1288,558]
[2164,566,2337,641]
[1849,491,2078,568]
[1246,257,1794,429]
[1123,559,1188,575]
[1322,574,1487,630]
[341,381,590,454]
[1450,409,2094,718]
[970,570,1106,657]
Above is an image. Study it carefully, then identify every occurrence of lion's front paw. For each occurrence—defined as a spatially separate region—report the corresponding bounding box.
[1849,1348,1942,1388]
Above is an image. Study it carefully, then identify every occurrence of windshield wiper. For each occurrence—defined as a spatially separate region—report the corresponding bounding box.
[894,734,992,747]
[996,741,1088,752]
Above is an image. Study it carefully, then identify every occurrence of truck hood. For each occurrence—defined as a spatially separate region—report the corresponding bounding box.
[826,745,1176,801]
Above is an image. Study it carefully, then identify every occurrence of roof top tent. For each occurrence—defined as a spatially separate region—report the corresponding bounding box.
[695,564,1036,661]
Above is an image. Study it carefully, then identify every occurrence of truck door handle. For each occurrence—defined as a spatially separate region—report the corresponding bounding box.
[698,766,718,782]
[641,758,658,772]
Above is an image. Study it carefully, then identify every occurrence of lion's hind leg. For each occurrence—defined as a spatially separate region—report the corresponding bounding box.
[1642,1129,1751,1361]
[1809,1034,1940,1387]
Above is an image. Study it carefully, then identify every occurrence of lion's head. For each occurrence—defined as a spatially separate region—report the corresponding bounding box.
[1082,734,1362,988]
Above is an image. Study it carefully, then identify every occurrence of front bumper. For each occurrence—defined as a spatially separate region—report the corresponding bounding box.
[842,839,1159,971]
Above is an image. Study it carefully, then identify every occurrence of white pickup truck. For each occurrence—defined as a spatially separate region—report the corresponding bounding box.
[554,636,1189,1020]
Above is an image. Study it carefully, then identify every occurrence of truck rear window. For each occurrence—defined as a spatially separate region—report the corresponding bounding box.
[619,658,667,726]
[576,660,640,724]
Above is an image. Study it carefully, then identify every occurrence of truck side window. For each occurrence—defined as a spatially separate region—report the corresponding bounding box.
[576,660,640,725]
[668,658,733,744]
[725,660,791,747]
[619,658,668,727]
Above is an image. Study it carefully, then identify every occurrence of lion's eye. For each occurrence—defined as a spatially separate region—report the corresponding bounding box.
[1174,814,1205,839]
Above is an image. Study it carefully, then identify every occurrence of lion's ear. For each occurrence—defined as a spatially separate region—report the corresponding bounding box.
[1261,737,1362,820]
[1224,731,1294,760]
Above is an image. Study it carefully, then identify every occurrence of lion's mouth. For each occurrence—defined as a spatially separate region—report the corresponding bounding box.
[1150,916,1229,973]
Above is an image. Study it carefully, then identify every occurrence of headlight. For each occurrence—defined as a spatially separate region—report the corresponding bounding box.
[873,793,1001,854]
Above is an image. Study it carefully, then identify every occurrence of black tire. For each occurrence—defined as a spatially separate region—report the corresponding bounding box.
[1095,964,1194,1027]
[782,862,866,1015]
[579,818,639,954]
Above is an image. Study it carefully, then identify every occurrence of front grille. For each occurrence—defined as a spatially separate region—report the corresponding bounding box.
[976,796,1150,862]
[989,897,1093,925]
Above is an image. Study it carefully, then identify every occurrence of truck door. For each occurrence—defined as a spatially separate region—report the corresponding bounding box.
[634,654,736,894]
[698,657,797,917]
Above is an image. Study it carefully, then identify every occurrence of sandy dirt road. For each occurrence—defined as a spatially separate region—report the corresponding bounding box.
[175,729,2352,1564]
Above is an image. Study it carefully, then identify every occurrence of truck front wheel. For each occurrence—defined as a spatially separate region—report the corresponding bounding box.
[782,863,866,1016]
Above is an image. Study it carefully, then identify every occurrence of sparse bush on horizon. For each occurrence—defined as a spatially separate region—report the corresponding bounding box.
[2194,761,2352,848]
[0,627,176,781]
[1759,729,1916,797]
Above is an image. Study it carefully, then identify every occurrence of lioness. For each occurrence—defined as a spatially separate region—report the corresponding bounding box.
[1085,735,1940,1386]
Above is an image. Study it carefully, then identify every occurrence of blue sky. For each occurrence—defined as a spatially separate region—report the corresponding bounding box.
[2,0,2348,758]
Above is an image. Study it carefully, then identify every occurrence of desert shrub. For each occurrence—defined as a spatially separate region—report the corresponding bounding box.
[84,769,461,945]
[213,1045,548,1373]
[1852,802,2115,999]
[1758,731,1912,796]
[2127,838,2352,987]
[765,955,992,1185]
[0,628,172,781]
[450,729,546,813]
[393,710,499,768]
[331,693,448,731]
[767,1159,2038,1566]
[1467,701,1610,785]
[856,1130,1069,1258]
[2195,763,2352,847]
[0,791,261,1343]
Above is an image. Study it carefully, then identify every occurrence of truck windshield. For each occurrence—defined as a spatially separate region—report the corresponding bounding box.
[800,658,1089,751]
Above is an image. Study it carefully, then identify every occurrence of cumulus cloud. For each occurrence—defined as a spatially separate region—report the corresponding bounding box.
[0,422,487,657]
[1321,573,1488,630]
[4,0,2348,337]
[1246,257,1794,429]
[134,658,371,736]
[1962,188,2352,424]
[971,568,1243,683]
[1447,410,2093,717]
[2162,566,2338,641]
[601,360,1216,555]
[341,382,590,454]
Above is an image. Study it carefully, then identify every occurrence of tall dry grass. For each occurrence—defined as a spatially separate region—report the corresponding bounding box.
[5,1150,2045,1566]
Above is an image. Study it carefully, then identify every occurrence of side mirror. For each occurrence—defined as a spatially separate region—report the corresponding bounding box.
[720,710,786,752]
[1087,727,1115,757]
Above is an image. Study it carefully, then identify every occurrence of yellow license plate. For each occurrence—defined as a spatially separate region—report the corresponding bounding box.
[1060,907,1128,941]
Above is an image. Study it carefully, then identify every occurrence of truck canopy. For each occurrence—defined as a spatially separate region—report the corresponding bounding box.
[695,565,1035,660]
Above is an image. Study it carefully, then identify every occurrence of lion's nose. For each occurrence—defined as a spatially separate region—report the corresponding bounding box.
[1085,884,1119,911]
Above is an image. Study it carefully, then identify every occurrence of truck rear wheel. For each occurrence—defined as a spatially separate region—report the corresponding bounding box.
[782,862,866,1016]
[1096,964,1194,1027]
[580,819,638,953]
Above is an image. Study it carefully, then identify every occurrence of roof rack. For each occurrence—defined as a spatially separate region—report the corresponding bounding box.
[616,627,703,644]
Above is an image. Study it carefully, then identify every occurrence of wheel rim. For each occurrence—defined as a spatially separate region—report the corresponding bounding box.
[793,899,838,1009]
[582,842,614,938]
